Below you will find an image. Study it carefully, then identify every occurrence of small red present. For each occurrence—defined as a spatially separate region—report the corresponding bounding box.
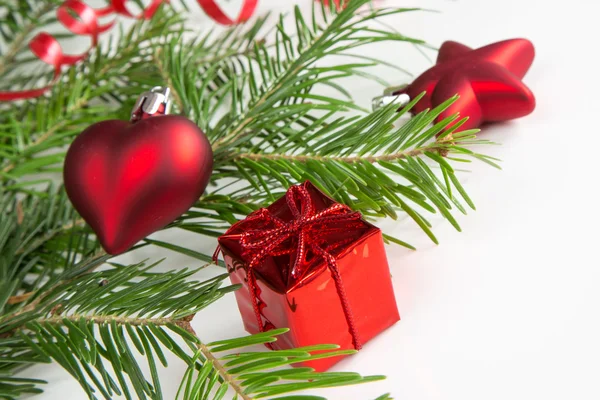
[215,181,399,371]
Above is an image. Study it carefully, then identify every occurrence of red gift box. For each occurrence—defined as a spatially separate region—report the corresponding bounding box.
[215,181,400,371]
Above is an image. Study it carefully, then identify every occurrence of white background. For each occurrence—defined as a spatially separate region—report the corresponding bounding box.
[20,0,600,399]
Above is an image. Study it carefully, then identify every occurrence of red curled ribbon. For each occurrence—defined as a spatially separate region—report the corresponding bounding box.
[215,184,365,350]
[197,0,258,25]
[0,0,258,101]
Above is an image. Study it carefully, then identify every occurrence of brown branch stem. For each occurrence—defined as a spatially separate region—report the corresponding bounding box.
[184,323,252,400]
[6,292,33,305]
[13,313,252,399]
[41,313,176,327]
[234,143,446,164]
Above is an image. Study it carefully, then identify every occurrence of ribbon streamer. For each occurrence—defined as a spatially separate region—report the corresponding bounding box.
[215,184,365,350]
[0,0,257,101]
[197,0,258,25]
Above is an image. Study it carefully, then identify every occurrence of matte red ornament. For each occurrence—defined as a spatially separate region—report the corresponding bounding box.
[395,38,536,131]
[215,181,400,372]
[64,88,213,255]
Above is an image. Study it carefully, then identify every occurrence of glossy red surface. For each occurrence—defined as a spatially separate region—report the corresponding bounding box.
[218,182,400,371]
[64,115,213,255]
[395,38,536,131]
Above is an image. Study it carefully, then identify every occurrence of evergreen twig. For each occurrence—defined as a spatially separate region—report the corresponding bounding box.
[0,1,56,77]
[0,1,501,398]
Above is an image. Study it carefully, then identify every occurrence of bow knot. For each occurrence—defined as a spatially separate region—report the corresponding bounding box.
[240,185,361,281]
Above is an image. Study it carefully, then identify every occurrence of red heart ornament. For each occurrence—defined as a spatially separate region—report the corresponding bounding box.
[64,115,213,255]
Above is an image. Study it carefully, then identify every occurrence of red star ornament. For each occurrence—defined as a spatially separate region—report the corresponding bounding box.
[395,38,536,131]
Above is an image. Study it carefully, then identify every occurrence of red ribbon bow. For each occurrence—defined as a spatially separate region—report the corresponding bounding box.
[216,184,365,350]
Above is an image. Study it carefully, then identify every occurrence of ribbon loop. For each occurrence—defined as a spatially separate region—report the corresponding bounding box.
[29,33,65,69]
[57,0,102,39]
[197,0,258,25]
[106,0,164,20]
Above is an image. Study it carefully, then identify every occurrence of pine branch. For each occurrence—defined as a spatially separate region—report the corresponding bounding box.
[40,314,185,328]
[149,14,274,125]
[156,1,424,149]
[234,142,440,163]
[152,0,483,249]
[0,186,103,316]
[192,13,273,67]
[1,96,89,175]
[0,1,57,78]
[4,249,108,321]
[0,259,235,399]
[209,94,497,246]
[195,341,251,400]
[153,48,185,110]
[12,217,85,257]
[0,1,503,398]
[162,0,493,248]
[3,258,382,400]
[178,328,386,400]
